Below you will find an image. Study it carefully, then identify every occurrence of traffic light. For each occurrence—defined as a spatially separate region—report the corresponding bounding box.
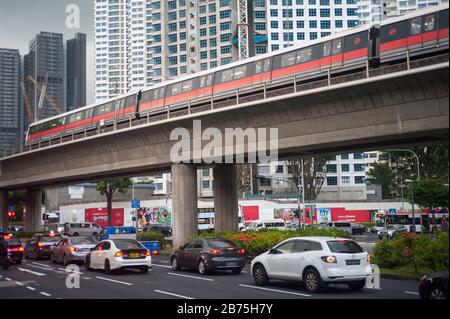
[7,211,16,220]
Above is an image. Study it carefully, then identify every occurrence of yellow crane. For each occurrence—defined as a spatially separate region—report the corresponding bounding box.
[27,75,63,115]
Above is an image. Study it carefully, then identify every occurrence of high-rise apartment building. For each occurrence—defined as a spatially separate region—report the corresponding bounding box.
[23,32,64,122]
[94,0,153,102]
[358,0,383,24]
[266,0,360,51]
[66,33,87,111]
[382,0,447,18]
[0,48,20,154]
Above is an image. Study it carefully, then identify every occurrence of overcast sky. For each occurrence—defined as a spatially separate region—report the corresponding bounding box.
[0,0,95,103]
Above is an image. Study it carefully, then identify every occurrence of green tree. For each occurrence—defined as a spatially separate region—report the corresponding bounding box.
[413,178,449,209]
[96,178,132,226]
[367,163,396,199]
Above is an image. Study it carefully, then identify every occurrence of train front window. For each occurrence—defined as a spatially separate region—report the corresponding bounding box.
[281,52,296,67]
[297,47,312,63]
[424,14,436,32]
[332,39,342,55]
[410,17,422,35]
[323,42,331,57]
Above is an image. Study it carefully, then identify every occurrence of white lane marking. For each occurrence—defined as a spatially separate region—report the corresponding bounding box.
[154,290,195,299]
[32,262,51,268]
[153,263,172,269]
[15,281,24,286]
[26,264,55,271]
[167,272,214,282]
[242,271,248,274]
[238,284,311,297]
[17,267,46,276]
[95,276,133,286]
[40,292,52,297]
[5,278,11,281]
[26,286,36,291]
[58,268,84,275]
[83,277,92,280]
[404,291,420,295]
[159,260,169,264]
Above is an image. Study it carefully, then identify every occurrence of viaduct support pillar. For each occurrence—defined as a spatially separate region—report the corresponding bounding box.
[0,190,8,230]
[214,165,238,233]
[24,189,42,232]
[172,164,198,248]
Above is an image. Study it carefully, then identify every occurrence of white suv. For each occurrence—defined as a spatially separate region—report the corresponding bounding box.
[250,236,371,293]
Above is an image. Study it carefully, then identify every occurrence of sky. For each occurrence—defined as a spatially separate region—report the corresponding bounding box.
[0,0,95,104]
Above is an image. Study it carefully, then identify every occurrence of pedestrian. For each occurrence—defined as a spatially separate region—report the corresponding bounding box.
[0,234,8,267]
[441,216,448,232]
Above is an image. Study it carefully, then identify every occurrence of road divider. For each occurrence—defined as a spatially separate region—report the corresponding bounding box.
[238,284,311,297]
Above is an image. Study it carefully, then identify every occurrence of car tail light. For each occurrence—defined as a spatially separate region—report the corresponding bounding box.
[4,235,11,240]
[152,250,159,256]
[68,246,78,252]
[367,255,371,264]
[238,248,245,254]
[19,246,24,252]
[115,251,124,257]
[211,249,221,255]
[38,242,45,248]
[321,256,337,263]
[144,250,151,256]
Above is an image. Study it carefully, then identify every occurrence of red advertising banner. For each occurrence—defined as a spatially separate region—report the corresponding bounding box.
[85,208,124,228]
[242,206,259,225]
[331,208,370,223]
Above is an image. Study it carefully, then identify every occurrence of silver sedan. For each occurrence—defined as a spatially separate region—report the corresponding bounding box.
[51,236,97,266]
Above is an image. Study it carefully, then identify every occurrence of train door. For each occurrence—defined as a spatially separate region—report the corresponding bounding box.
[331,38,344,68]
[409,16,423,51]
[438,9,449,47]
[198,76,207,98]
[182,79,197,102]
[422,12,438,48]
[115,97,126,119]
[320,41,332,70]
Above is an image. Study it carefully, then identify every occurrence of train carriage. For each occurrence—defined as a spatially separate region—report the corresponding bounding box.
[379,6,449,63]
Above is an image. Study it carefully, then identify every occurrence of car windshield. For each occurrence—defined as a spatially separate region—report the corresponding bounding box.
[6,238,21,246]
[207,239,236,249]
[335,222,351,227]
[42,235,61,242]
[113,239,144,250]
[70,237,96,245]
[247,222,258,228]
[327,240,364,254]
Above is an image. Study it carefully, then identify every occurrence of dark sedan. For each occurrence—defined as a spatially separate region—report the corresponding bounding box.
[170,238,246,275]
[24,233,62,260]
[419,272,448,299]
[351,223,366,235]
[1,233,24,264]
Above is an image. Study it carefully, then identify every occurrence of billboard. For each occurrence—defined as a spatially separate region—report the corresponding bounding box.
[85,208,124,228]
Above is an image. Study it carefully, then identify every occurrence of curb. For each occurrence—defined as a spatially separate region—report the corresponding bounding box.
[381,274,421,281]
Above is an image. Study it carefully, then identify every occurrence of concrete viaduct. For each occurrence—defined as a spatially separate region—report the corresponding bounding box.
[1,61,448,246]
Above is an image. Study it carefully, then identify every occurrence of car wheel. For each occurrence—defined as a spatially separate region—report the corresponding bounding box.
[232,268,242,275]
[198,260,208,275]
[104,260,112,275]
[63,254,69,266]
[16,259,22,265]
[303,268,323,293]
[92,232,98,237]
[73,232,79,237]
[171,257,180,271]
[348,280,366,291]
[85,256,92,271]
[429,285,448,299]
[140,266,149,274]
[253,264,269,286]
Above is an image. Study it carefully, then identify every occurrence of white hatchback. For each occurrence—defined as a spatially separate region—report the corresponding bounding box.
[85,239,152,274]
[250,236,371,293]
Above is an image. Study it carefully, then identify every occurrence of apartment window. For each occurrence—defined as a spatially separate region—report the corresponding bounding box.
[199,5,207,13]
[220,33,231,42]
[200,51,208,59]
[168,34,177,43]
[297,21,304,28]
[297,32,305,40]
[220,45,231,54]
[202,181,211,189]
[320,9,330,17]
[209,15,216,24]
[220,22,231,31]
[283,21,293,29]
[353,153,364,159]
[254,0,266,6]
[210,49,217,58]
[326,164,337,173]
[276,165,284,173]
[200,17,207,25]
[283,33,294,41]
[296,9,304,17]
[348,20,358,28]
[255,23,266,31]
[270,9,278,17]
[254,11,266,19]
[347,9,357,16]
[259,166,270,174]
[308,0,316,4]
[203,169,210,177]
[271,21,279,29]
[341,164,350,172]
[256,46,267,54]
[320,0,330,4]
[210,27,217,36]
[271,44,280,51]
[335,20,343,28]
[168,1,177,9]
[309,21,317,28]
[355,176,365,184]
[209,3,216,12]
[259,178,271,187]
[354,164,365,172]
[321,21,331,29]
[169,67,178,77]
[335,9,342,16]
[341,153,349,160]
[200,28,207,36]
[342,176,350,185]
[271,33,279,40]
[310,32,317,40]
[309,9,317,17]
[327,177,338,186]
[283,9,293,18]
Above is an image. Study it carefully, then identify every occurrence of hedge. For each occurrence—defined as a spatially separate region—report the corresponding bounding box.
[191,227,350,258]
[373,232,449,273]
[9,231,50,239]
[137,231,165,247]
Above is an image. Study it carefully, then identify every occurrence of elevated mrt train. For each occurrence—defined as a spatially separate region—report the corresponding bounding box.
[26,5,449,145]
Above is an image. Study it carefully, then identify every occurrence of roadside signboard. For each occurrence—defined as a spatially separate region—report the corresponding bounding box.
[388,208,397,216]
[131,199,141,209]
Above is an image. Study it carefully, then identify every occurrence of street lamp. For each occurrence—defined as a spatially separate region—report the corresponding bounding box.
[254,174,306,226]
[405,179,416,232]
[385,149,420,179]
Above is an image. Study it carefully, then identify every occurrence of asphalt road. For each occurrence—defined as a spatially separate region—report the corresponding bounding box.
[0,254,421,300]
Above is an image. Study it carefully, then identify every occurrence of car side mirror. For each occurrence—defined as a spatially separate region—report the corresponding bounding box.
[269,248,278,254]
[90,248,95,252]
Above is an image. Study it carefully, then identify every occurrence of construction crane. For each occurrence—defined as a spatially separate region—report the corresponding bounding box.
[27,75,64,115]
[20,82,35,125]
[37,73,48,110]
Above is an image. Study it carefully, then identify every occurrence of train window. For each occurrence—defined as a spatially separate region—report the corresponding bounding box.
[126,95,136,107]
[221,69,234,82]
[116,98,126,110]
[200,76,206,88]
[323,42,331,57]
[410,17,422,35]
[264,59,271,72]
[281,52,296,67]
[255,61,263,74]
[182,80,193,92]
[332,39,342,55]
[85,108,93,119]
[159,87,166,99]
[424,14,436,32]
[69,111,83,123]
[297,48,312,63]
[141,91,153,103]
[233,65,247,80]
[171,83,182,96]
[206,74,213,86]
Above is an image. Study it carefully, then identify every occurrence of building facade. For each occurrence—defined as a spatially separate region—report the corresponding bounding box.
[0,48,21,155]
[66,33,87,111]
[94,0,154,102]
[23,32,64,122]
[381,0,447,19]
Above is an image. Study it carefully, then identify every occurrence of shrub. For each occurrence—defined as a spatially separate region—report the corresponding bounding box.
[10,231,49,239]
[137,231,165,247]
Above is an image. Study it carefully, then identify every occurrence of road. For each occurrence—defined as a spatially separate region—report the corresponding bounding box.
[0,255,421,300]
